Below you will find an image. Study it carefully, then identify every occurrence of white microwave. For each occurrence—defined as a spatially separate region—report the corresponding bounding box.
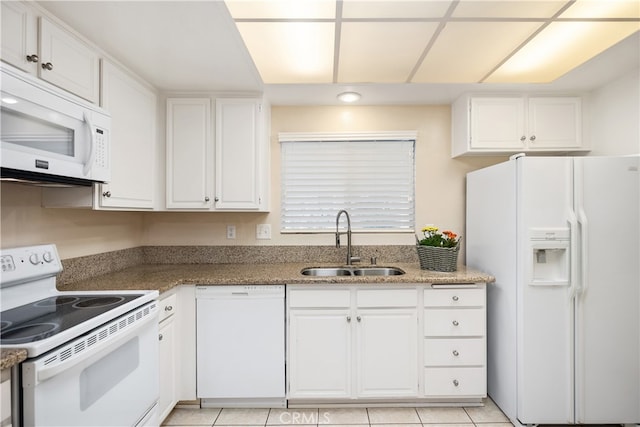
[0,64,110,186]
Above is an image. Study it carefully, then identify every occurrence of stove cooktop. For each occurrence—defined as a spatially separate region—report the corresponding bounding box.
[1,294,144,345]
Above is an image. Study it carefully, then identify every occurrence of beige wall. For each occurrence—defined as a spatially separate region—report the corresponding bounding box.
[0,105,504,258]
[142,105,505,248]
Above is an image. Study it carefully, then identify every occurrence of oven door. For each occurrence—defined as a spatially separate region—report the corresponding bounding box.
[20,304,159,427]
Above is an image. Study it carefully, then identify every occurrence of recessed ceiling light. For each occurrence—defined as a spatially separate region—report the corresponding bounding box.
[337,91,361,103]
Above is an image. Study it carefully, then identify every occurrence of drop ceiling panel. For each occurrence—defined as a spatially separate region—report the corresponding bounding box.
[453,0,570,18]
[236,22,335,83]
[224,0,336,19]
[412,22,543,83]
[560,0,640,19]
[341,0,452,19]
[338,22,439,83]
[486,22,640,82]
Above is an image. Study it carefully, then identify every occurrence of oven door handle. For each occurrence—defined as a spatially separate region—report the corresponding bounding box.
[33,311,157,384]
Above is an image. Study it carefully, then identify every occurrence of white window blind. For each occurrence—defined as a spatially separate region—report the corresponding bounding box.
[280,132,416,232]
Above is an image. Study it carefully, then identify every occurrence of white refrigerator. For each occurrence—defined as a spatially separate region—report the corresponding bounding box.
[466,155,639,425]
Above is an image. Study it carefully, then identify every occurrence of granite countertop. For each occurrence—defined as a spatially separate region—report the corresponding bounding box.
[59,262,494,293]
[2,262,493,370]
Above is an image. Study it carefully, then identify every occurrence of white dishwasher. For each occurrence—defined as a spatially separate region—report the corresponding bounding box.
[196,285,286,408]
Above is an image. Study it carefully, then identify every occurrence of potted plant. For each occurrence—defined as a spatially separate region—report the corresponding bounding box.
[416,225,461,271]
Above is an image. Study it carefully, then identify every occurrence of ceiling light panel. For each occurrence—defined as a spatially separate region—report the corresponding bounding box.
[412,22,543,83]
[224,0,336,19]
[453,0,571,18]
[486,22,640,83]
[560,0,640,19]
[339,22,439,83]
[341,0,453,19]
[235,22,335,83]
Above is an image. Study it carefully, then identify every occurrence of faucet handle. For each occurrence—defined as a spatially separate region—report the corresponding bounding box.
[335,233,341,248]
[370,256,377,265]
[350,256,361,264]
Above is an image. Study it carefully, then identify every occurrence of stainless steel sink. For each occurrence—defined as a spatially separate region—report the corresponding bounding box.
[300,266,405,277]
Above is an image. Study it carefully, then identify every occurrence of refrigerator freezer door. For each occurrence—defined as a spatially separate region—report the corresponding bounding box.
[574,156,640,423]
[517,157,574,424]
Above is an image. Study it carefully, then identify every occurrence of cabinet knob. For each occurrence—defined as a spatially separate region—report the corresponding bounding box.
[41,62,54,71]
[346,316,351,322]
[204,196,210,202]
[26,54,39,62]
[520,135,526,142]
[158,333,163,341]
[452,320,459,326]
[452,350,459,356]
[165,305,173,312]
[102,191,111,198]
[452,295,459,302]
[453,379,459,387]
[215,197,220,202]
[357,315,362,322]
[530,135,536,142]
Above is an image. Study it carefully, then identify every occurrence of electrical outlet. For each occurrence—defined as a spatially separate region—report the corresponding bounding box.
[226,225,236,239]
[256,224,271,240]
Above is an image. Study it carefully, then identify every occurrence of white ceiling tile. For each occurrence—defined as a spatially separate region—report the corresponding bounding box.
[412,22,543,82]
[341,0,452,19]
[338,22,439,83]
[452,0,571,18]
[486,22,640,82]
[560,0,640,19]
[236,22,335,83]
[224,0,336,19]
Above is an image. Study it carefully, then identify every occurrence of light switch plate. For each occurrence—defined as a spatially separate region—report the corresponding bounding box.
[256,224,271,240]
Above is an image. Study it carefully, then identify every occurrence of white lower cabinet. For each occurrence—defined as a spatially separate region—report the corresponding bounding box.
[423,285,486,399]
[287,284,486,404]
[158,292,178,423]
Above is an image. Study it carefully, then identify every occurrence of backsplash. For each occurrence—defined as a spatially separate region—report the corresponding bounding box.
[59,245,420,285]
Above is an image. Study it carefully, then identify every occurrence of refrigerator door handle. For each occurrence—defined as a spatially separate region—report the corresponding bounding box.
[568,209,580,299]
[576,208,589,295]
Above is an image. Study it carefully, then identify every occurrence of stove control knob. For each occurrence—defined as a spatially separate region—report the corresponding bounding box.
[29,253,41,265]
[43,251,54,263]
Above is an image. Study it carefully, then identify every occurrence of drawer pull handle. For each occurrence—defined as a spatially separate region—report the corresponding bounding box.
[452,350,459,356]
[452,320,459,326]
[165,305,173,312]
[453,379,459,387]
[452,295,459,301]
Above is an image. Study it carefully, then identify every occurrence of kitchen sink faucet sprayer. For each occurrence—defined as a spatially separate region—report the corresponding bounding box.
[336,210,361,265]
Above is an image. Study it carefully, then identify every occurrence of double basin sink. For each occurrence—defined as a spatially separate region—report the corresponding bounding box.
[301,266,405,277]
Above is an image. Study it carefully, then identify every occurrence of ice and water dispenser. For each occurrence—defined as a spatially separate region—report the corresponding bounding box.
[529,228,570,286]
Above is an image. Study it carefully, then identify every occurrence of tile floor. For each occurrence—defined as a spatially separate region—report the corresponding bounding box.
[161,398,513,427]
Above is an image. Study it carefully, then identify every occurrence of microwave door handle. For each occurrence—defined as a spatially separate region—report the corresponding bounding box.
[82,112,95,176]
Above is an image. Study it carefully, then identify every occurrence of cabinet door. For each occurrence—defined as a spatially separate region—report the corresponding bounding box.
[356,308,418,397]
[215,99,262,210]
[288,309,352,398]
[1,1,38,74]
[158,317,177,423]
[470,98,525,150]
[99,61,157,209]
[166,98,213,209]
[38,16,100,103]
[527,97,582,149]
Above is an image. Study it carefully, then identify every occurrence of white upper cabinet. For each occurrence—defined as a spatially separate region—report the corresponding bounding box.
[166,97,270,212]
[215,99,266,210]
[166,98,213,210]
[1,1,39,74]
[452,94,586,157]
[1,2,100,103]
[99,60,157,210]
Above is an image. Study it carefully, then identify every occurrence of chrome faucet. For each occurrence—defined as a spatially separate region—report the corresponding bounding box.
[336,210,360,265]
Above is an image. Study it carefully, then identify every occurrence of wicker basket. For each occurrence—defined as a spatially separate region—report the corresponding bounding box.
[416,243,460,272]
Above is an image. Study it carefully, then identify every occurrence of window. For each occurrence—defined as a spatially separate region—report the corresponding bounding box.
[280,132,416,232]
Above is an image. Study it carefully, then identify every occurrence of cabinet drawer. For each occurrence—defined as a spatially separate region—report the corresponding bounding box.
[159,293,177,322]
[424,288,484,308]
[289,289,350,308]
[424,338,484,366]
[424,367,485,397]
[357,289,417,308]
[424,309,484,336]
